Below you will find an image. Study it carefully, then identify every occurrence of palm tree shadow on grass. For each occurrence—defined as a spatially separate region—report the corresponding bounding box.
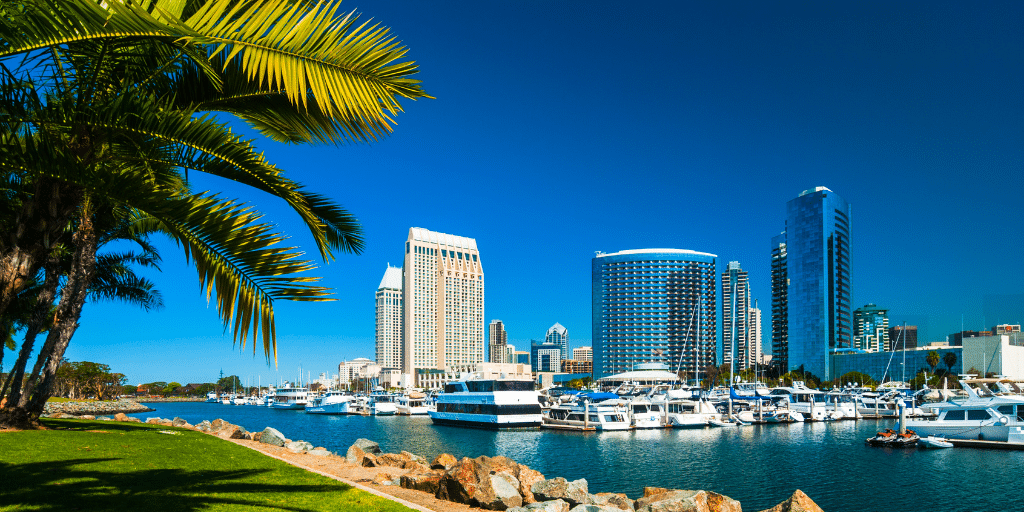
[0,457,352,511]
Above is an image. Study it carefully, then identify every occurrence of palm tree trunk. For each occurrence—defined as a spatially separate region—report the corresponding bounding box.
[0,257,62,405]
[0,202,96,428]
[24,204,98,418]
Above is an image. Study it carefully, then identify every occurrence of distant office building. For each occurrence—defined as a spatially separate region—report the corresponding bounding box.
[991,324,1021,336]
[950,330,992,346]
[749,305,763,366]
[339,358,381,388]
[531,340,562,372]
[403,228,484,373]
[573,346,593,362]
[375,265,404,370]
[546,323,569,361]
[561,359,593,374]
[772,187,852,380]
[489,319,508,363]
[513,351,531,366]
[770,232,788,372]
[888,325,919,350]
[853,303,889,352]
[592,249,717,380]
[505,344,516,363]
[722,261,752,371]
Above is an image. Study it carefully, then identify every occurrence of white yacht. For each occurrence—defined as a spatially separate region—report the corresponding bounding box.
[305,389,355,414]
[396,392,430,415]
[429,378,542,429]
[665,398,721,428]
[368,389,398,415]
[907,378,1024,442]
[271,386,309,410]
[769,382,847,421]
[205,392,219,403]
[627,399,666,429]
[542,394,631,431]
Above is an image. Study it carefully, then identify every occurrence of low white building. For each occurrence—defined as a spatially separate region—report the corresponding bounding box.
[339,358,381,388]
[962,334,1024,379]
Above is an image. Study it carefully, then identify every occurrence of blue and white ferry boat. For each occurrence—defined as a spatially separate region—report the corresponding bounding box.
[429,378,542,429]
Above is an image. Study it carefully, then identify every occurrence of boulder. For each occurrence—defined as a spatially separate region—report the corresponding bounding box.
[437,456,524,510]
[114,413,129,422]
[403,461,433,473]
[400,471,444,494]
[286,441,313,453]
[145,417,161,424]
[518,467,546,504]
[361,453,380,467]
[431,453,458,470]
[259,427,287,447]
[401,451,427,464]
[373,472,397,485]
[532,478,591,508]
[593,493,635,511]
[351,438,382,454]
[308,449,333,457]
[377,453,408,467]
[507,500,571,512]
[252,431,262,442]
[569,506,626,512]
[171,417,189,427]
[635,489,740,512]
[125,417,143,423]
[210,419,227,432]
[81,415,96,420]
[757,490,823,512]
[97,416,113,421]
[217,424,248,440]
[195,420,212,432]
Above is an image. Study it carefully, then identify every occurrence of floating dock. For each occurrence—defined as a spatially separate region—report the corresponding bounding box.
[947,439,1024,450]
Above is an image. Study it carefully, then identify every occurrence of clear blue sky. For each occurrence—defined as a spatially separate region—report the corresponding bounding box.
[62,1,1023,385]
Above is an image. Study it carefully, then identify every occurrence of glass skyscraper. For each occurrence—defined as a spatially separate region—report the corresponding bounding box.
[772,187,852,381]
[591,249,717,380]
[722,261,751,372]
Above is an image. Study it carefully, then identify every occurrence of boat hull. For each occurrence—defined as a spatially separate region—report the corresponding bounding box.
[429,411,541,429]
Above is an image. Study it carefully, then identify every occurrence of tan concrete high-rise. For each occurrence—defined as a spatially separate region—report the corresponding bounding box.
[489,319,508,363]
[375,265,404,369]
[403,227,485,372]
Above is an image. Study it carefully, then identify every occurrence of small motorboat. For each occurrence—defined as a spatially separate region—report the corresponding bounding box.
[918,436,953,449]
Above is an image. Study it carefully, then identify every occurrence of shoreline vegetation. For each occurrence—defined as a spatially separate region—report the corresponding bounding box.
[8,414,825,512]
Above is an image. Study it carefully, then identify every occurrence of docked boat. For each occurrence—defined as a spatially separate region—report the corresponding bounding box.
[905,378,1024,442]
[543,398,631,431]
[918,436,953,448]
[665,398,721,428]
[627,399,666,429]
[770,382,854,421]
[271,386,309,410]
[305,390,355,414]
[205,392,219,403]
[429,378,542,429]
[368,389,398,415]
[396,392,430,415]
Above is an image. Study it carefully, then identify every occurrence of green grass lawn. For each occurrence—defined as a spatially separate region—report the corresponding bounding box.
[0,418,415,512]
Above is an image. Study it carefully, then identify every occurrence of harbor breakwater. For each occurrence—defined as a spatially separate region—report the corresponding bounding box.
[43,399,154,416]
[42,412,825,512]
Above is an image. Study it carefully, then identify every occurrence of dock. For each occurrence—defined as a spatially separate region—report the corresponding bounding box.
[947,439,1024,450]
[540,424,597,432]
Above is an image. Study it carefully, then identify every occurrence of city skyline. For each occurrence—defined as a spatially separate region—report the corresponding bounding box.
[57,1,1023,384]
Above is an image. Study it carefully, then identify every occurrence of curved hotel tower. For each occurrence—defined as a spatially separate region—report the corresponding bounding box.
[375,265,404,370]
[591,249,717,380]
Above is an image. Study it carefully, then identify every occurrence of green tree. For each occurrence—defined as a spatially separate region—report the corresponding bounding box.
[122,384,138,396]
[943,352,958,376]
[926,351,940,375]
[217,375,241,392]
[162,382,182,396]
[0,0,429,429]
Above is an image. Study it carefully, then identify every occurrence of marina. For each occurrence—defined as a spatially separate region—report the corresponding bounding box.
[129,401,1024,512]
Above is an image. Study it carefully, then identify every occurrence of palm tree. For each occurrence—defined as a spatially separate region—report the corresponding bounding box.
[943,352,958,376]
[0,0,429,427]
[926,351,940,375]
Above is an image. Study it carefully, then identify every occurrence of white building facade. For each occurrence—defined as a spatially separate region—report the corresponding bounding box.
[572,346,593,362]
[375,265,404,369]
[403,227,485,374]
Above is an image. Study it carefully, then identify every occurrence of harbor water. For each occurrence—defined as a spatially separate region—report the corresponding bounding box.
[131,403,1023,512]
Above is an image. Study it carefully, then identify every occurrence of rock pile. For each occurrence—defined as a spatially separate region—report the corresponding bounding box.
[42,400,154,416]
[346,440,824,512]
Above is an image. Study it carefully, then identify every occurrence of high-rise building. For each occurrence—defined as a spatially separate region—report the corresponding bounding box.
[888,325,918,350]
[402,227,485,373]
[853,303,889,352]
[545,323,569,361]
[531,340,563,372]
[488,319,508,363]
[722,261,751,372]
[592,249,717,380]
[773,187,852,380]
[375,265,404,369]
[770,232,788,371]
[748,305,763,367]
[572,346,593,362]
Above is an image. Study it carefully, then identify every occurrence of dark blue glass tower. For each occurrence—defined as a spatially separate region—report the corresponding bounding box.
[780,187,852,381]
[591,249,717,380]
